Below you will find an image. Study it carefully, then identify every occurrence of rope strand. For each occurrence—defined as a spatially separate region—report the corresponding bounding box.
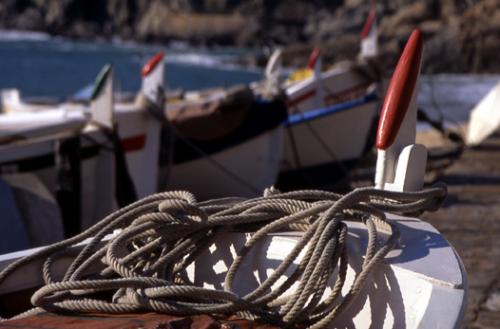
[0,185,446,328]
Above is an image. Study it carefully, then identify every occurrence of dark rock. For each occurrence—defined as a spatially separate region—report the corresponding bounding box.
[423,27,463,73]
[0,0,499,73]
[15,7,45,31]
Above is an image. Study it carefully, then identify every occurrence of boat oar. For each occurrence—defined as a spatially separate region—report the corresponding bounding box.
[374,29,427,191]
[307,47,322,76]
[263,48,283,95]
[141,51,165,102]
[359,6,378,58]
[264,48,283,81]
[306,47,324,108]
[89,64,139,207]
[139,51,166,120]
[90,64,114,129]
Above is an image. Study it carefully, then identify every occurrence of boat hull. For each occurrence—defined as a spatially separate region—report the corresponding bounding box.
[0,213,466,328]
[466,81,500,146]
[284,64,379,178]
[282,98,377,171]
[161,126,283,200]
[0,106,156,230]
[189,213,466,328]
[0,102,284,228]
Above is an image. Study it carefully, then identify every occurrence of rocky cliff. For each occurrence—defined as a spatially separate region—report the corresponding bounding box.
[1,0,499,73]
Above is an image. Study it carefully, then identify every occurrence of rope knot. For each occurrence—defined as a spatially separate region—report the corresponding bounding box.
[158,196,207,223]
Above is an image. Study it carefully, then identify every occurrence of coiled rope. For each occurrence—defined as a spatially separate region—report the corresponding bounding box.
[0,185,446,328]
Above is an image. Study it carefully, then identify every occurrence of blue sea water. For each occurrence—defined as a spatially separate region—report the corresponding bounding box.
[0,30,499,128]
[0,31,262,99]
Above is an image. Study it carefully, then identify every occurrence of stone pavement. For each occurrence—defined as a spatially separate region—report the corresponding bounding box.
[422,134,500,328]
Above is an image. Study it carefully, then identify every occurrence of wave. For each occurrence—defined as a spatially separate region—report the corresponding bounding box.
[0,31,258,72]
[165,52,230,66]
[0,29,51,41]
[165,52,262,74]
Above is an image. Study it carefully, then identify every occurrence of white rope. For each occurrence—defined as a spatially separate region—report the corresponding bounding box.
[0,185,446,328]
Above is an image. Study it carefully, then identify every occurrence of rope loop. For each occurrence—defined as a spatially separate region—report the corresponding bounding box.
[0,185,446,328]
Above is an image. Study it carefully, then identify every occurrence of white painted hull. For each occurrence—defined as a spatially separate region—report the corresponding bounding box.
[284,64,378,171]
[287,64,372,112]
[0,104,158,228]
[0,109,87,143]
[0,212,466,328]
[163,126,283,200]
[0,103,283,226]
[190,213,466,328]
[282,101,376,171]
[466,81,500,146]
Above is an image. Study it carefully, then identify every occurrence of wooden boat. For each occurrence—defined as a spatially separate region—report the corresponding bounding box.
[126,51,287,199]
[0,67,158,238]
[0,29,466,329]
[0,109,87,143]
[279,9,381,187]
[0,54,286,222]
[158,74,287,200]
[109,52,287,200]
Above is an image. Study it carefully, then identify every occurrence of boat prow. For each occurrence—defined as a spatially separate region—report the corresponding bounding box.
[189,213,466,328]
[466,81,500,146]
[0,109,88,145]
[0,198,466,329]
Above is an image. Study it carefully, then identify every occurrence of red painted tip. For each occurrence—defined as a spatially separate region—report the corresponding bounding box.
[376,29,423,150]
[141,51,165,77]
[360,9,377,39]
[307,47,321,70]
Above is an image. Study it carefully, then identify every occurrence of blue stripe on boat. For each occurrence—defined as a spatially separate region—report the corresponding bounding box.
[286,92,378,126]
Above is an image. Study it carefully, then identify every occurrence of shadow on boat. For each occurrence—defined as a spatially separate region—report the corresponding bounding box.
[189,229,413,327]
[349,220,449,270]
[337,257,406,329]
[388,222,449,264]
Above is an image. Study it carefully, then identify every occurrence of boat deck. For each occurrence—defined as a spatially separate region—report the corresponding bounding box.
[421,132,500,329]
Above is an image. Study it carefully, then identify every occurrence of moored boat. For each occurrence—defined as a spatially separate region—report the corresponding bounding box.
[161,91,286,199]
[0,54,286,204]
[0,68,155,239]
[0,29,466,329]
[279,9,382,188]
[156,70,287,199]
[466,80,500,146]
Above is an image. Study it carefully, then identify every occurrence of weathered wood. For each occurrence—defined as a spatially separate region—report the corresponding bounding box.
[0,312,280,329]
